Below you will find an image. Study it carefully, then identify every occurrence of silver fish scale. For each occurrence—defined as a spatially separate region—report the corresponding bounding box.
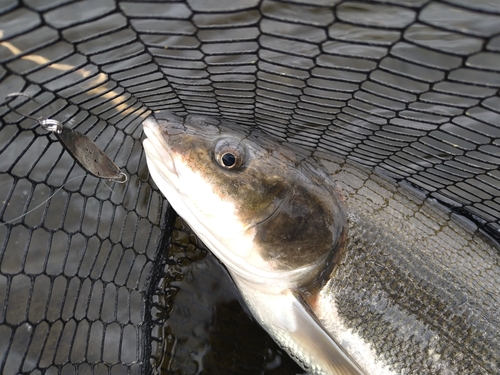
[332,224,494,374]
[314,157,500,374]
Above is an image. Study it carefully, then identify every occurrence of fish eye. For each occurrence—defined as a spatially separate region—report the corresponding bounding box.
[214,138,245,170]
[221,152,236,167]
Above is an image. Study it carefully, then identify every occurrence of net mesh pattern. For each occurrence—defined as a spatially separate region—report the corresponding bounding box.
[0,0,499,374]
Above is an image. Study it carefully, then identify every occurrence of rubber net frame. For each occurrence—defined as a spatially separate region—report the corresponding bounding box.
[0,0,499,374]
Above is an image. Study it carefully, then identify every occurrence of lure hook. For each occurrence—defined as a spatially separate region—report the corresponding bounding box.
[5,92,128,184]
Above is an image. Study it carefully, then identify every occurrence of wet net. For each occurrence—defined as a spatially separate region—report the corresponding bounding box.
[0,0,499,374]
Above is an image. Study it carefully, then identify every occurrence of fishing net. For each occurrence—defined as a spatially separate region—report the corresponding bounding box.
[0,0,499,374]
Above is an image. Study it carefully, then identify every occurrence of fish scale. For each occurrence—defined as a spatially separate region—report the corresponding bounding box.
[315,160,500,374]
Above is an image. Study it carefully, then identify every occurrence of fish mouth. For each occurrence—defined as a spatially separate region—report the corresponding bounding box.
[143,117,177,177]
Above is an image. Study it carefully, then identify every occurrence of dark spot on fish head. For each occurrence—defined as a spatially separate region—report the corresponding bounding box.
[255,183,342,271]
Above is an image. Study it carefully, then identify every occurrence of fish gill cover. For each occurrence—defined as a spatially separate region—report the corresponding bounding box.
[0,0,499,374]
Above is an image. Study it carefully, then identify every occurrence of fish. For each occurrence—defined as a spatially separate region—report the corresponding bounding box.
[142,110,500,375]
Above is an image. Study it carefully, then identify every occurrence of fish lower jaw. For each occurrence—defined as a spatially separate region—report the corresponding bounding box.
[143,139,177,176]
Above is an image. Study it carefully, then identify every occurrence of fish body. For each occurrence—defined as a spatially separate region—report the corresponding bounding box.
[142,111,500,375]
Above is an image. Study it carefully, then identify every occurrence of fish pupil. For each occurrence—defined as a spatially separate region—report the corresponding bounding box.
[221,152,236,167]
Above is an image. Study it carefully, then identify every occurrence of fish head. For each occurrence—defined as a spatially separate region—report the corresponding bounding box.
[143,111,346,291]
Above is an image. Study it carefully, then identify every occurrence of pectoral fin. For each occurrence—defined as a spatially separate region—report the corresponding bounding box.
[286,294,366,375]
[233,277,365,375]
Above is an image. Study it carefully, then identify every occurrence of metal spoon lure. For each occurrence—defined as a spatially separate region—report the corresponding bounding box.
[6,92,128,183]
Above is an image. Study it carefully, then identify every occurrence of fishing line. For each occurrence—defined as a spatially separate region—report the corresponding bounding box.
[2,92,130,227]
[0,174,86,227]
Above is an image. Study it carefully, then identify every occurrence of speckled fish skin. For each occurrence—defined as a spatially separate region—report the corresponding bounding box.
[142,111,500,375]
[313,153,500,374]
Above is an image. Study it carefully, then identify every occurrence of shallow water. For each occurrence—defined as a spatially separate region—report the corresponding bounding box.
[152,217,304,375]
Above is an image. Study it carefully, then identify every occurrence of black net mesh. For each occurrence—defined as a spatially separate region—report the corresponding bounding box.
[0,0,499,374]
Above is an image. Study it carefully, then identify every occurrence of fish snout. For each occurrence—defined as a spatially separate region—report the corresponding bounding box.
[143,120,178,176]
